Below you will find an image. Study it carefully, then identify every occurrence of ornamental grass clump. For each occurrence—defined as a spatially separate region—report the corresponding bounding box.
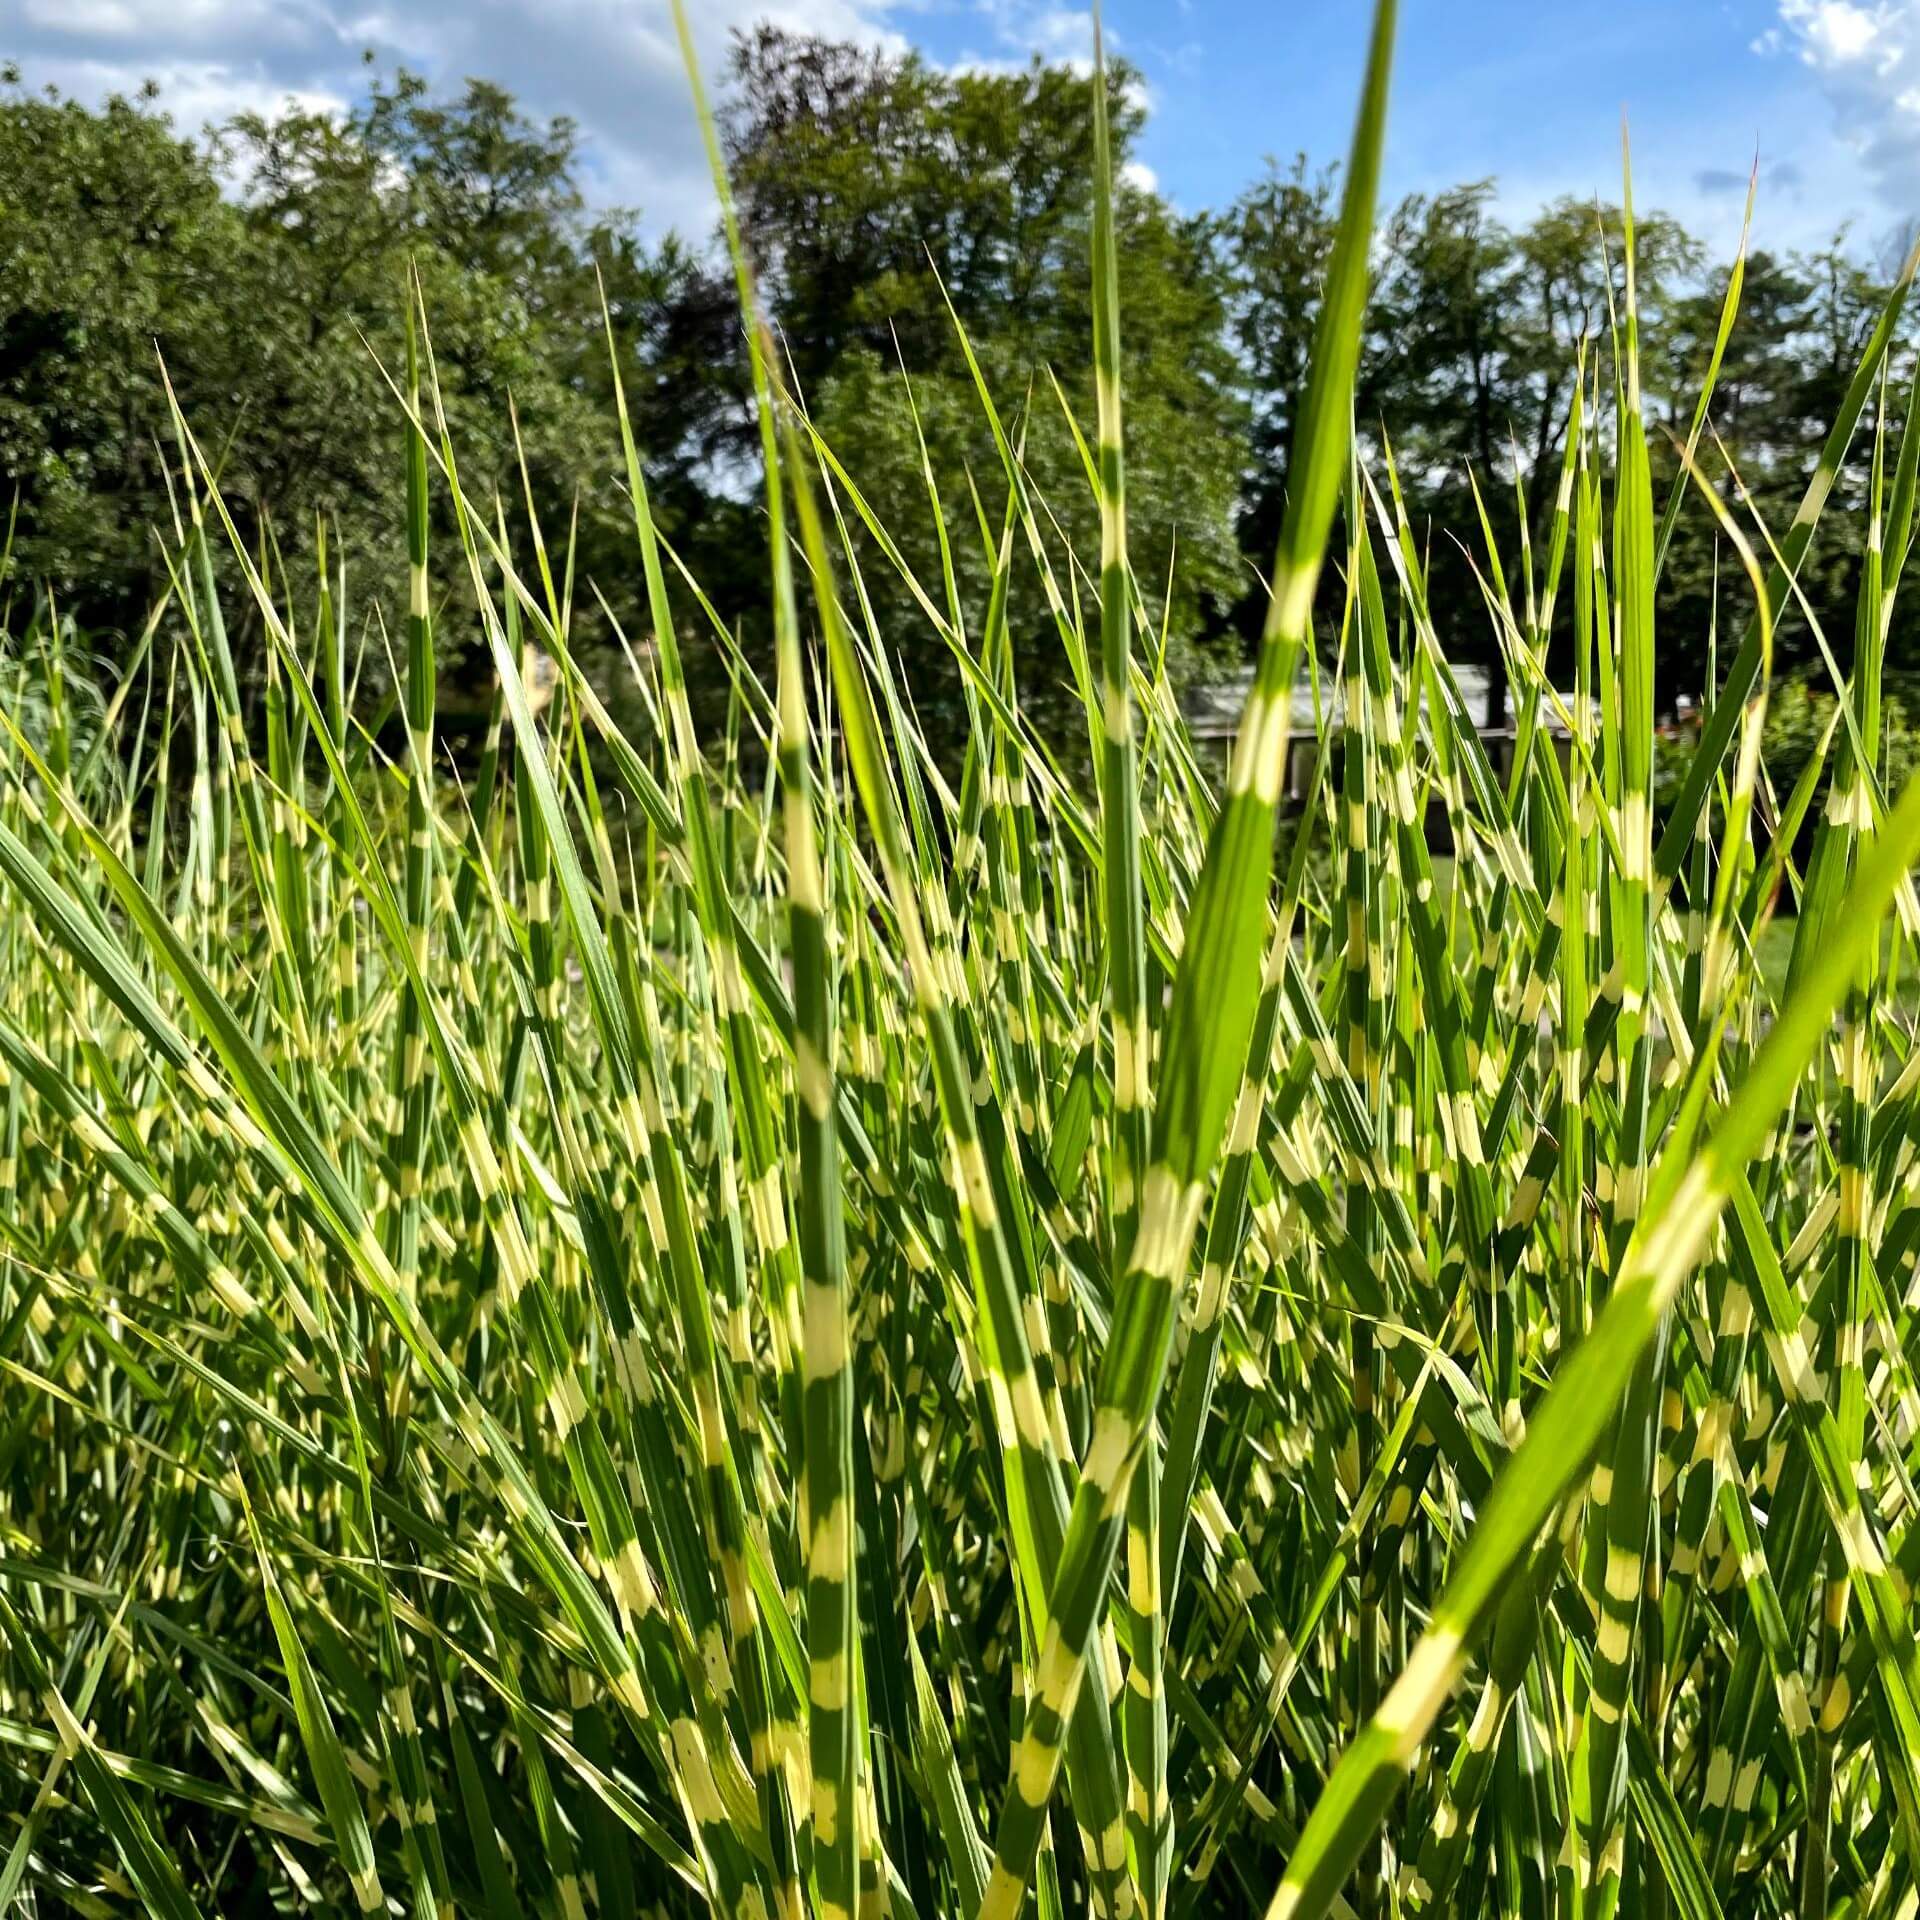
[7,3,1920,1916]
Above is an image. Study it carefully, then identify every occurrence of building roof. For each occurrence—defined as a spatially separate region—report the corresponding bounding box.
[1182,659,1501,741]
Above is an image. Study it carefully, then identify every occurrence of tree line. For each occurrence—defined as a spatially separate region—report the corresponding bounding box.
[2,30,1911,755]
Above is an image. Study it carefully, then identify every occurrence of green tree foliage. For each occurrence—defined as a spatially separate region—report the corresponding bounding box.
[0,79,236,616]
[1657,241,1906,694]
[0,62,721,708]
[722,29,1246,740]
[1228,156,1338,645]
[2,39,1914,751]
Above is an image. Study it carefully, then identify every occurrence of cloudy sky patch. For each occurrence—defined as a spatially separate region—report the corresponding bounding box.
[8,0,1920,257]
[1761,0,1920,228]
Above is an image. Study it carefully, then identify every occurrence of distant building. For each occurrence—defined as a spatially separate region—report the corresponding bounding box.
[1182,664,1589,806]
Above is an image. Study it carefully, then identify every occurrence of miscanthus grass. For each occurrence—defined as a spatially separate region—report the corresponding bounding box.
[7,3,1920,1914]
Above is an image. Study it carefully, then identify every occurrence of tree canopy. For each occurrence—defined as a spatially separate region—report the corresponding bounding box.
[1,37,1912,754]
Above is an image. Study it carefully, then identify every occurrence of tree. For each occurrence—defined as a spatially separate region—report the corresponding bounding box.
[1228,156,1338,643]
[6,38,1914,759]
[206,68,615,682]
[1653,239,1918,707]
[0,62,718,716]
[719,28,1247,753]
[0,74,240,623]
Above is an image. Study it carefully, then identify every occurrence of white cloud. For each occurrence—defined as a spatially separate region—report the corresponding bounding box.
[26,52,339,117]
[973,1,1092,62]
[1784,0,1896,64]
[1027,9,1095,60]
[1765,0,1920,207]
[949,0,1120,84]
[1121,158,1156,192]
[9,0,1169,235]
[6,0,908,237]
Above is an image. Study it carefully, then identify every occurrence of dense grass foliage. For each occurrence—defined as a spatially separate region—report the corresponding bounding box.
[9,5,1920,1917]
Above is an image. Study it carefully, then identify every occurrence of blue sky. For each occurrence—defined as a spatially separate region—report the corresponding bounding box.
[10,0,1920,260]
[1080,1,1853,251]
